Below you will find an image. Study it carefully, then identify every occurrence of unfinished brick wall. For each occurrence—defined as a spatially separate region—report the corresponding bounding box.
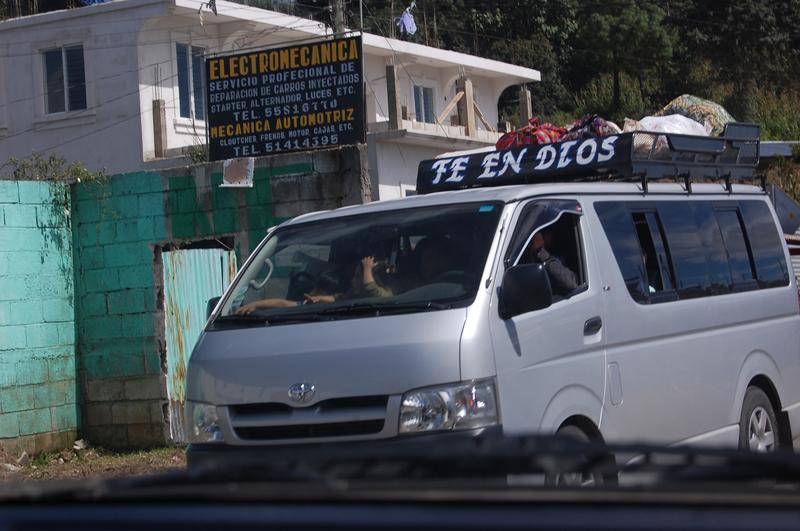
[0,180,79,456]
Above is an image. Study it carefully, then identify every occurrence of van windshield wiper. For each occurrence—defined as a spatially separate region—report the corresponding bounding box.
[313,301,450,317]
[214,314,270,325]
[213,313,331,326]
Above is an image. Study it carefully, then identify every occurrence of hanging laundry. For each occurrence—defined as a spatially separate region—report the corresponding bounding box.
[396,1,418,35]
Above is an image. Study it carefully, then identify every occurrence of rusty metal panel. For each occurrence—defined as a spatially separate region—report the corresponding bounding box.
[163,249,237,444]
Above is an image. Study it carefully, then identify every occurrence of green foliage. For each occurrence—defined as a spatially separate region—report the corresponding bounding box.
[571,73,654,125]
[492,35,568,120]
[577,2,676,113]
[189,145,207,165]
[752,86,800,141]
[1,151,115,244]
[1,151,104,184]
[769,154,800,205]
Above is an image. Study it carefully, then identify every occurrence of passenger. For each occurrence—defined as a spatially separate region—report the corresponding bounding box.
[416,236,458,284]
[305,256,392,303]
[525,229,579,296]
[642,251,661,293]
[234,270,342,313]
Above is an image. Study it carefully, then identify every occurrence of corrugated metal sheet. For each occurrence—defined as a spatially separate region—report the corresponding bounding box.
[163,249,237,444]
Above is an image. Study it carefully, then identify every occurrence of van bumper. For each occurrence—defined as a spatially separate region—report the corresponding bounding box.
[186,426,504,469]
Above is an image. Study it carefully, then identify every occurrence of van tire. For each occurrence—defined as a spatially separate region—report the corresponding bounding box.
[739,386,779,452]
[545,425,613,487]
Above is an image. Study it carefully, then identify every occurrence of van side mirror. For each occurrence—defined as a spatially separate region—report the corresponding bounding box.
[206,296,221,319]
[500,263,553,319]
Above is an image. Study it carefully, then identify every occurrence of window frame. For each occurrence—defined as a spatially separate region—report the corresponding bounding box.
[176,42,206,122]
[171,33,211,136]
[42,44,87,115]
[506,199,588,301]
[629,204,678,303]
[413,84,435,124]
[32,37,95,129]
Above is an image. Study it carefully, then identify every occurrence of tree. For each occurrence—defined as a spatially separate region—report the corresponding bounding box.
[576,2,676,114]
[670,0,800,121]
[491,36,568,120]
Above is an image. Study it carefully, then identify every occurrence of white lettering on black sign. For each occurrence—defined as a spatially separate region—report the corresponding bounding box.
[417,136,625,193]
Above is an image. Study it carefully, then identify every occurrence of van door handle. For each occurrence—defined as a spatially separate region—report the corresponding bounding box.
[584,317,602,335]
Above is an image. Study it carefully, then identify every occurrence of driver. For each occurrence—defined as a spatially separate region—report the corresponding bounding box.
[304,256,393,303]
[524,229,579,296]
[234,270,344,313]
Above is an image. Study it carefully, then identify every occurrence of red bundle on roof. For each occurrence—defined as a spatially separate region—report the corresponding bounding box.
[495,117,566,150]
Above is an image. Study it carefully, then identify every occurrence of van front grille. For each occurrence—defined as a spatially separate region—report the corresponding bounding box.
[234,419,385,440]
[228,395,390,442]
[231,395,389,416]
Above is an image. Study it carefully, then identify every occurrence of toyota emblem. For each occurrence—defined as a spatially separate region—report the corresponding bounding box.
[288,382,315,403]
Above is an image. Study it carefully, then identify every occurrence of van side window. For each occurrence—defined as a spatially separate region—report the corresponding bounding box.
[631,209,677,303]
[596,199,788,305]
[738,201,791,289]
[687,202,733,295]
[714,207,758,292]
[507,200,586,299]
[594,201,649,303]
[658,202,717,299]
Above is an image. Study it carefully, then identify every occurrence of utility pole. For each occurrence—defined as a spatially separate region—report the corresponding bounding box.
[332,0,345,34]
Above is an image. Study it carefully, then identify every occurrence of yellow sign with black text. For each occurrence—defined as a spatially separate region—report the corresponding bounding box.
[206,36,364,161]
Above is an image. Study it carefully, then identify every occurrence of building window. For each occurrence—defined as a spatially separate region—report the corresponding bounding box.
[177,43,205,121]
[414,85,434,123]
[42,44,86,114]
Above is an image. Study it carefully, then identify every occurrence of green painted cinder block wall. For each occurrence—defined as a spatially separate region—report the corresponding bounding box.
[0,180,79,455]
[74,147,368,449]
[1,145,369,452]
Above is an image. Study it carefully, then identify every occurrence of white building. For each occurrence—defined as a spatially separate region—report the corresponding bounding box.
[0,0,539,199]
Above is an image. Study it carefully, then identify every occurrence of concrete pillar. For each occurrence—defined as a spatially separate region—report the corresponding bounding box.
[456,77,476,137]
[519,87,532,127]
[153,100,167,158]
[386,64,402,131]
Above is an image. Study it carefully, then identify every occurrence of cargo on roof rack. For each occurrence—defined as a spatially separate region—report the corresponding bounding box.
[416,122,761,195]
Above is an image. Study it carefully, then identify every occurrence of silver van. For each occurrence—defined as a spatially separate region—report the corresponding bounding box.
[186,123,800,463]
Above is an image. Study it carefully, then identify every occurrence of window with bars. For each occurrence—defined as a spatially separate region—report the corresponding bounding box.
[42,44,86,114]
[177,43,206,121]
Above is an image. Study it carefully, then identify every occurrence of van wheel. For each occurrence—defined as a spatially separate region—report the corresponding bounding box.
[739,387,779,452]
[544,425,613,487]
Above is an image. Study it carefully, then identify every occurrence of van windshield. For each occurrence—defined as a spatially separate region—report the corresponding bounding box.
[213,201,503,325]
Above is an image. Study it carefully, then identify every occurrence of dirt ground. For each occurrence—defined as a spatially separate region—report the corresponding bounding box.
[0,441,186,482]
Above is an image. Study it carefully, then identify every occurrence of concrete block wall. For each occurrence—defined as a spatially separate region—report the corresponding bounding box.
[73,170,169,450]
[75,145,370,450]
[0,180,79,457]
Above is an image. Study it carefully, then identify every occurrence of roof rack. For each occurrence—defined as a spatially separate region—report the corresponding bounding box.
[416,123,761,195]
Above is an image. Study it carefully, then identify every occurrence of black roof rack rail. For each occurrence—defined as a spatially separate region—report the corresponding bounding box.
[416,123,761,195]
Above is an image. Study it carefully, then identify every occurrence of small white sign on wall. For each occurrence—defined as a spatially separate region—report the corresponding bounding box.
[220,157,254,187]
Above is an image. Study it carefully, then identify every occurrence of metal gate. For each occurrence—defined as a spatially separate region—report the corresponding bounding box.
[163,248,237,443]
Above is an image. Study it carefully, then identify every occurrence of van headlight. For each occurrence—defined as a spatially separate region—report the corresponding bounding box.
[399,378,499,433]
[185,401,225,443]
